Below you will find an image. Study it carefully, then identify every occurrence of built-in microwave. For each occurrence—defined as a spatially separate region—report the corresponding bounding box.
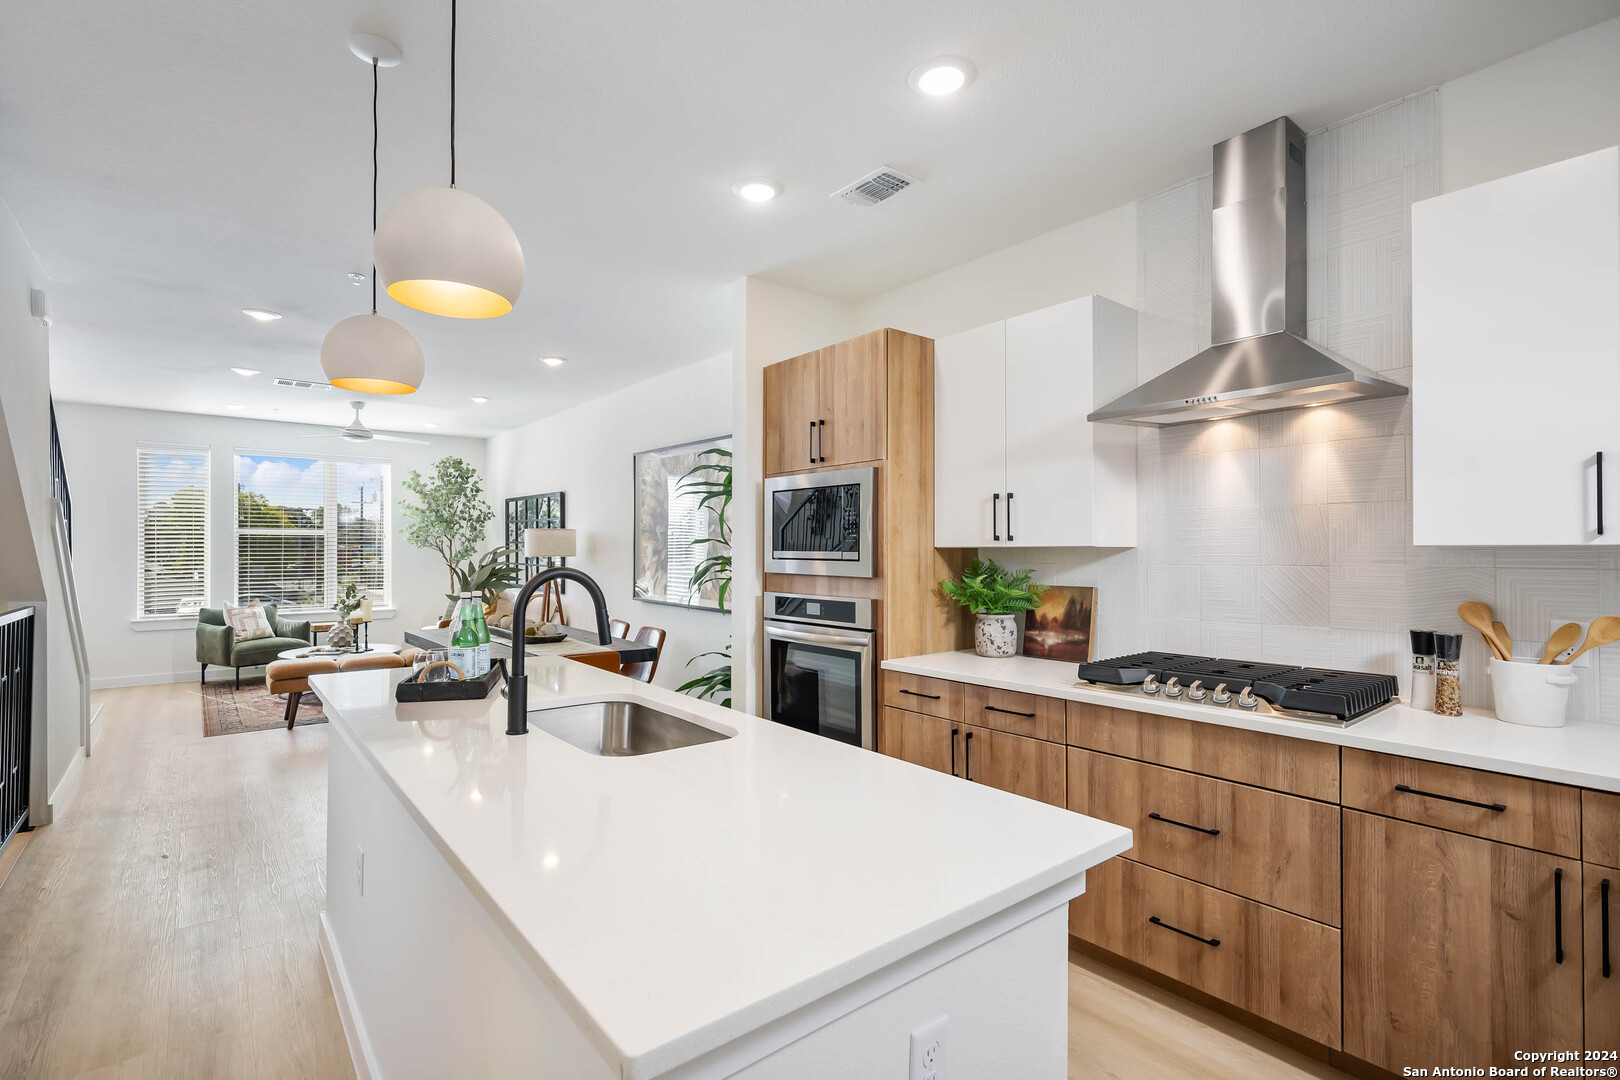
[762,466,875,578]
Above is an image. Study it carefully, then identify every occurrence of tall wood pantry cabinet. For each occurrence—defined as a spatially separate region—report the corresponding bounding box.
[933,295,1138,548]
[1412,145,1620,545]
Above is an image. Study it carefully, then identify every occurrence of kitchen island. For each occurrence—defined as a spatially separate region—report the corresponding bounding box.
[312,659,1131,1080]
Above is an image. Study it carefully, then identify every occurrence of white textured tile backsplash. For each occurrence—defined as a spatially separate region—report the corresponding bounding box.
[999,91,1619,725]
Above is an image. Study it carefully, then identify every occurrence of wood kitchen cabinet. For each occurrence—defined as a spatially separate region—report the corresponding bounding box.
[878,706,957,776]
[1343,810,1584,1071]
[762,331,889,477]
[934,296,1137,548]
[1586,866,1619,1049]
[1412,145,1620,545]
[960,723,1065,807]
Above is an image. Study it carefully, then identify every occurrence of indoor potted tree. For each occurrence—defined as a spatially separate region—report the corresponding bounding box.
[399,456,496,618]
[940,558,1046,657]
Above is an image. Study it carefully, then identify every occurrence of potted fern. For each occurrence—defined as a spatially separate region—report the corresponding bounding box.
[940,558,1046,657]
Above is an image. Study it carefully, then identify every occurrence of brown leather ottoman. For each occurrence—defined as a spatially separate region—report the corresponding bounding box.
[265,658,340,729]
[336,652,409,673]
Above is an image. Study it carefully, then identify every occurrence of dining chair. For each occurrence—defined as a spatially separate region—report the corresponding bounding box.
[610,618,630,641]
[621,626,666,683]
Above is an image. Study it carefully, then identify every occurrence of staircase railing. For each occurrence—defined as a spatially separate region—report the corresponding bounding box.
[0,607,36,849]
[50,500,91,757]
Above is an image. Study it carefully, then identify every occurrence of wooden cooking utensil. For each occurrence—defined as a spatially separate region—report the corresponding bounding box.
[1458,602,1510,661]
[1540,622,1584,665]
[1493,621,1513,660]
[1559,615,1620,665]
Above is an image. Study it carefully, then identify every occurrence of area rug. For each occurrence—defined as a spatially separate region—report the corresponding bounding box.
[201,682,326,737]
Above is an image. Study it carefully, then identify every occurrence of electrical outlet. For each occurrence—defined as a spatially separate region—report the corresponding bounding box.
[909,1015,947,1080]
[1546,619,1592,666]
[355,846,365,896]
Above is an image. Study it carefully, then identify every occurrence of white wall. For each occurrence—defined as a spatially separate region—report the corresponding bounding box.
[1439,15,1620,193]
[485,351,733,692]
[0,197,85,819]
[54,402,487,688]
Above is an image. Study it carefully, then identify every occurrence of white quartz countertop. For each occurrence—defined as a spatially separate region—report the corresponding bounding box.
[311,662,1131,1080]
[883,651,1620,793]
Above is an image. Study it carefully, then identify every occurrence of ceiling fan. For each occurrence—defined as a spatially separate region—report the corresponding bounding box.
[301,401,430,445]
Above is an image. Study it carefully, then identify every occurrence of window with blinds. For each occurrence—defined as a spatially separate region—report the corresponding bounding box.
[234,452,389,611]
[136,444,211,617]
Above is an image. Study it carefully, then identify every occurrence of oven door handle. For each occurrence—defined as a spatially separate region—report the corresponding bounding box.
[764,623,875,649]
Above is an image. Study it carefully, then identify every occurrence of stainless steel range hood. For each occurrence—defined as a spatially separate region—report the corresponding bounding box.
[1089,117,1407,426]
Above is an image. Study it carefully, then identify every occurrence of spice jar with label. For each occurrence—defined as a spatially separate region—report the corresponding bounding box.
[1409,629,1437,711]
[1434,632,1463,717]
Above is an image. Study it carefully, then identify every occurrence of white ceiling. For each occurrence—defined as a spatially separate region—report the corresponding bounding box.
[4,0,1617,437]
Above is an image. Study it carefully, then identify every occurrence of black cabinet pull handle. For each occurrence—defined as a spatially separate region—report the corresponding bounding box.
[1394,783,1507,813]
[1603,877,1612,979]
[1148,812,1221,837]
[1600,451,1606,537]
[1006,491,1014,542]
[1149,916,1220,948]
[817,419,826,463]
[949,727,959,777]
[1554,867,1565,965]
[992,493,1001,542]
[808,421,815,465]
[899,688,941,700]
[963,729,973,782]
[984,704,1036,718]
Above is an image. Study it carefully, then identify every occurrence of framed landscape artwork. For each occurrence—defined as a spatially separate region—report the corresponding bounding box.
[632,435,732,611]
[1021,585,1096,662]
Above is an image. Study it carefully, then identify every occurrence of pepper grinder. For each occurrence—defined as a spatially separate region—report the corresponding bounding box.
[1409,630,1437,711]
[1434,632,1463,717]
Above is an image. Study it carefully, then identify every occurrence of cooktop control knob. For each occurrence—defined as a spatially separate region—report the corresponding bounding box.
[1210,682,1232,705]
[1187,679,1207,702]
[1237,685,1258,709]
[1141,674,1161,695]
[1163,677,1183,699]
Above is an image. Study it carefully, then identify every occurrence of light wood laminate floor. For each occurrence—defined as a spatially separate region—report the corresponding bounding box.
[0,682,1350,1080]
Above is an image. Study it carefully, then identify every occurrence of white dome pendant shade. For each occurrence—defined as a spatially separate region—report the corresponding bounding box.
[374,186,523,319]
[322,313,425,394]
[374,0,523,320]
[322,36,425,395]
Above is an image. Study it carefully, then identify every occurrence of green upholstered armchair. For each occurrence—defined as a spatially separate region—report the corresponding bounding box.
[196,605,313,688]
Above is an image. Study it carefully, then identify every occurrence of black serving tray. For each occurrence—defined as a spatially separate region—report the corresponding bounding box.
[488,625,569,645]
[395,658,506,702]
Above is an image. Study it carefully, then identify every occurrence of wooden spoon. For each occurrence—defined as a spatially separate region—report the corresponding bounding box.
[1560,616,1620,665]
[1458,602,1510,661]
[1540,622,1584,665]
[1493,621,1514,660]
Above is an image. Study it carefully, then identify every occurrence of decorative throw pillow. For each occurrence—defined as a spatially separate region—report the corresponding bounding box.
[224,602,273,641]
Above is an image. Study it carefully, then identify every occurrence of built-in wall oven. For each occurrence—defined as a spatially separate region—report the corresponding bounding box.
[763,592,876,750]
[763,466,875,578]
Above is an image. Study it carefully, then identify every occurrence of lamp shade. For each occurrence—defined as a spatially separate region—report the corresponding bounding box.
[320,313,425,394]
[524,528,577,560]
[374,186,524,319]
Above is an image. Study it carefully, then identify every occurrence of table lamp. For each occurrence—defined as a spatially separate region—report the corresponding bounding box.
[523,528,577,625]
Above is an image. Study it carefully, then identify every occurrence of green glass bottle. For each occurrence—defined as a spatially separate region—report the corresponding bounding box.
[449,592,479,678]
[471,595,491,677]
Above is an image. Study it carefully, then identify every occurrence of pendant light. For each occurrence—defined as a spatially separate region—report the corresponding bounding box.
[373,0,524,319]
[322,37,426,395]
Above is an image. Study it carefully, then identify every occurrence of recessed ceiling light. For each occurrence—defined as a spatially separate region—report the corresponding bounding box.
[242,308,282,322]
[469,396,489,404]
[230,367,260,377]
[731,178,781,203]
[540,355,566,367]
[348,272,367,285]
[227,404,245,411]
[908,57,975,96]
[423,422,439,429]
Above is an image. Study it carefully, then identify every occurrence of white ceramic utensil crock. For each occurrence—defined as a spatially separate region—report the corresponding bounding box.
[1488,657,1579,728]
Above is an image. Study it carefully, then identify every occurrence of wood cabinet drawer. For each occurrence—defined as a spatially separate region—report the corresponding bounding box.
[1342,748,1580,857]
[1067,701,1339,802]
[962,682,1064,742]
[962,723,1065,807]
[881,671,963,722]
[1068,749,1340,925]
[1070,858,1342,1048]
[1585,864,1619,1050]
[1585,790,1620,870]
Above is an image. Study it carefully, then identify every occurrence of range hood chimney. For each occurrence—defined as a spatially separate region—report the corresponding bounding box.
[1089,117,1407,426]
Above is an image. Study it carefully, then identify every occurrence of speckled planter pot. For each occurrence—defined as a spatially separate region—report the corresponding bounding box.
[974,613,1019,657]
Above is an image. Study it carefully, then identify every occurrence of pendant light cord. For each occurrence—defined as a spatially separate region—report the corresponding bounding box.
[449,0,457,187]
[371,56,379,314]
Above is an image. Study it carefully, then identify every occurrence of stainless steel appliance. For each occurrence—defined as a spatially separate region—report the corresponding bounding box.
[1089,117,1407,426]
[763,591,876,749]
[763,466,875,578]
[1075,651,1399,727]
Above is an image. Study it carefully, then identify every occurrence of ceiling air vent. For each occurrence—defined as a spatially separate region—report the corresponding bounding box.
[272,377,335,391]
[831,166,919,207]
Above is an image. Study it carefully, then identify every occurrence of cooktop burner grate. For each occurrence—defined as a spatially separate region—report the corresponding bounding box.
[1252,668,1401,721]
[1074,652,1211,685]
[1075,652,1399,722]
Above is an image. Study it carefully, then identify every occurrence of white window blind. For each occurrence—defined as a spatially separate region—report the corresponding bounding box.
[234,452,389,611]
[136,444,210,617]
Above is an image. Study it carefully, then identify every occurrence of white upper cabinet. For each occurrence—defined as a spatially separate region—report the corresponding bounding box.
[935,296,1138,548]
[1412,146,1620,546]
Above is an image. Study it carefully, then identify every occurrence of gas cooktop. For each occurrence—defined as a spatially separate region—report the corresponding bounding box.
[1074,651,1399,727]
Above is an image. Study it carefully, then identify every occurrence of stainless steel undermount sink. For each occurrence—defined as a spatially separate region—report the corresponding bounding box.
[527,700,732,757]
